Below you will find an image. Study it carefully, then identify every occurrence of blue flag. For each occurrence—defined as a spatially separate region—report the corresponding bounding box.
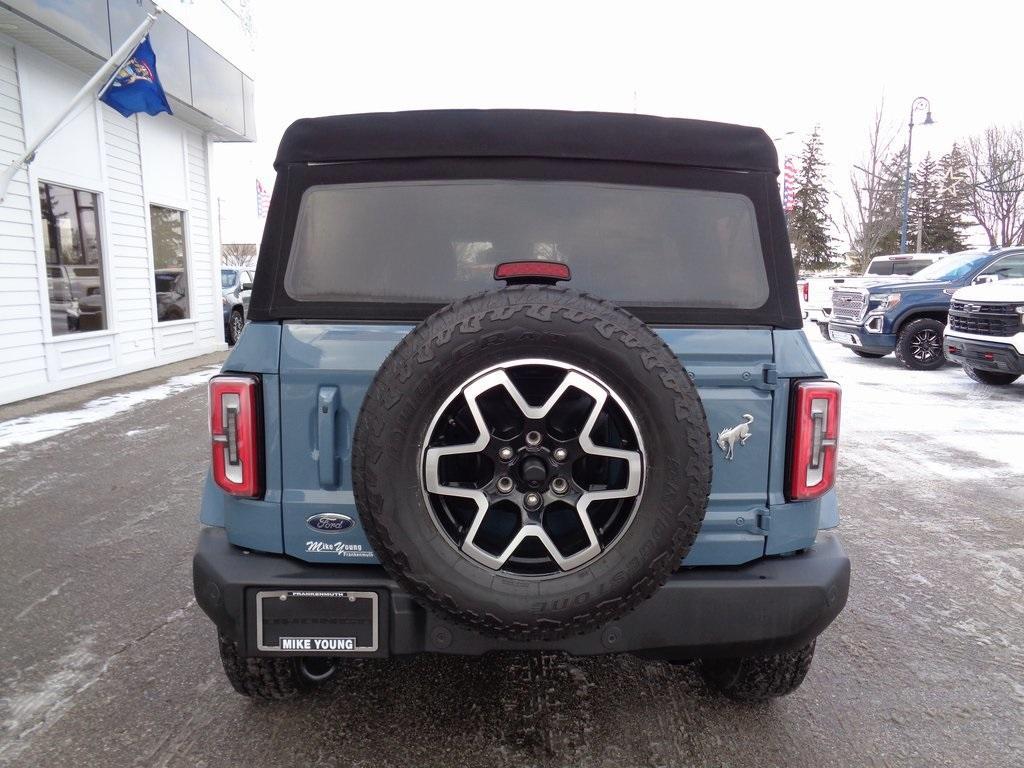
[100,35,172,118]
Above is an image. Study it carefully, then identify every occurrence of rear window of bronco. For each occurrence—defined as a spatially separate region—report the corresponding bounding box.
[283,180,770,310]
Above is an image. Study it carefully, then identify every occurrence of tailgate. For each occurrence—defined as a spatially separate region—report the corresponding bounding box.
[278,324,775,566]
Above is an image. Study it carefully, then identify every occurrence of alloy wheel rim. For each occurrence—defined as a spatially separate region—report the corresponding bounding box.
[911,329,940,362]
[421,359,645,576]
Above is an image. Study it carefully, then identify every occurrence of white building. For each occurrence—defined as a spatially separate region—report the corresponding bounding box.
[0,0,254,405]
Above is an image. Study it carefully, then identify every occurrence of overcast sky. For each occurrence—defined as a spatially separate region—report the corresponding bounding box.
[212,0,1023,250]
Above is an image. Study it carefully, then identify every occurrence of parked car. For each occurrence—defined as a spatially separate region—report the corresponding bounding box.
[193,110,849,702]
[827,248,1024,370]
[799,253,948,339]
[221,266,254,345]
[945,277,1024,386]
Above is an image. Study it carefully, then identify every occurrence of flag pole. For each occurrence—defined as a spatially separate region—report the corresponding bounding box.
[0,7,163,203]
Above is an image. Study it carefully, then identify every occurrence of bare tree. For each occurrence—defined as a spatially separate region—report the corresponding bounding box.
[222,243,258,266]
[842,104,904,273]
[964,125,1024,247]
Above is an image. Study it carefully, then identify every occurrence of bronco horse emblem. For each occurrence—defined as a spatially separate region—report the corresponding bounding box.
[717,414,754,460]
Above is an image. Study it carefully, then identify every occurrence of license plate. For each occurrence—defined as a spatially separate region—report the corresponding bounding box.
[830,330,858,345]
[256,590,379,652]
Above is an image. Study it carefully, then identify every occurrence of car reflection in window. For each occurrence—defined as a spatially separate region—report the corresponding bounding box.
[155,269,189,321]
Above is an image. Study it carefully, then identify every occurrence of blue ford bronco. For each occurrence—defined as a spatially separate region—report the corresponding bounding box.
[193,110,850,701]
[827,248,1024,369]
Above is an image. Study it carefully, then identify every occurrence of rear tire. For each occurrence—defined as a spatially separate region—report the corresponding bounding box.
[228,309,245,346]
[701,640,816,702]
[816,322,830,340]
[217,634,335,700]
[894,318,946,370]
[851,349,887,359]
[963,366,1020,386]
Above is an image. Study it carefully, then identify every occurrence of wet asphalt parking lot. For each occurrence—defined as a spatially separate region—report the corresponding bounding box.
[1,333,1022,768]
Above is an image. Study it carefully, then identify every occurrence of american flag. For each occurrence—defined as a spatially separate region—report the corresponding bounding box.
[256,179,270,218]
[782,157,797,213]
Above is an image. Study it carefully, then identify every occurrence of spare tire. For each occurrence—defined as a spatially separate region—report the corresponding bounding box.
[352,285,711,640]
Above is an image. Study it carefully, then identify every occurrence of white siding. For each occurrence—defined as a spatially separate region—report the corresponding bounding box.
[103,109,155,366]
[0,42,47,395]
[0,42,227,406]
[186,132,218,347]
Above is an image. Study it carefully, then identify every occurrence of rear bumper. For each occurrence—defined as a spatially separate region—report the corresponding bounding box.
[193,526,850,660]
[944,333,1024,374]
[827,320,896,353]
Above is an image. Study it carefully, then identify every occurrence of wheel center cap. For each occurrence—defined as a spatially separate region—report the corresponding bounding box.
[519,456,548,487]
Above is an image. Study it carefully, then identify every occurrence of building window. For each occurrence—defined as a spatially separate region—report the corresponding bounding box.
[150,205,190,321]
[39,182,106,335]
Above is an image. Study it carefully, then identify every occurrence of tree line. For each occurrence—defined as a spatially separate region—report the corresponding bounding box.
[787,110,1024,274]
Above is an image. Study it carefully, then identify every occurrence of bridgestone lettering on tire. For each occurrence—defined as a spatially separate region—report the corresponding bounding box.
[352,285,712,641]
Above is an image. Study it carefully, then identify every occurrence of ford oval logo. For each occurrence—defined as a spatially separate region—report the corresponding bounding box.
[305,513,355,533]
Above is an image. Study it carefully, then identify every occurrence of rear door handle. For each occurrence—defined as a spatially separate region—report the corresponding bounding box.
[317,386,340,487]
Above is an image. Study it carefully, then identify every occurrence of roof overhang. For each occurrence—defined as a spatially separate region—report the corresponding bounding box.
[0,0,254,142]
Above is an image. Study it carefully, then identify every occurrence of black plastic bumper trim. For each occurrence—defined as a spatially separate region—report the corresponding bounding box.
[945,336,1024,374]
[193,526,850,660]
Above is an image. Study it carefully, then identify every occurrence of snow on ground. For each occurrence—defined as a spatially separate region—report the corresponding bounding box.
[0,366,221,453]
[804,325,1024,480]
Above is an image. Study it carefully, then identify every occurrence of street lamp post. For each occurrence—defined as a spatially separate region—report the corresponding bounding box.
[899,96,934,253]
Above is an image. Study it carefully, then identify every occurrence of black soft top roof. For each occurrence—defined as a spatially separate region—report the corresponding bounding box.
[274,109,780,174]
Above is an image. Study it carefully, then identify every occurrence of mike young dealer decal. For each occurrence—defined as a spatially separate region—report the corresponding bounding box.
[305,541,376,558]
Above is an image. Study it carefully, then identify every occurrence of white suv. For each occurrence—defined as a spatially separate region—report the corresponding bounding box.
[945,278,1024,386]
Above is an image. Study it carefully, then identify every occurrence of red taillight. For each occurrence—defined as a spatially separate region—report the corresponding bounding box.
[209,375,262,498]
[493,261,571,283]
[788,380,841,501]
[799,280,809,302]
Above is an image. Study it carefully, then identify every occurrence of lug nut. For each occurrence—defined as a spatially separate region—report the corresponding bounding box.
[552,447,568,462]
[496,476,514,493]
[498,446,514,461]
[551,477,568,495]
[523,492,542,509]
[525,430,542,447]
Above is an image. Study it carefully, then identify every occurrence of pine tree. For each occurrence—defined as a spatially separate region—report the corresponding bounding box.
[787,128,839,272]
[933,144,971,252]
[908,153,939,252]
[907,150,970,253]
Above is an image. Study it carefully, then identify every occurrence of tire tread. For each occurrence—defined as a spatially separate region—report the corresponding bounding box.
[701,640,816,701]
[218,634,302,700]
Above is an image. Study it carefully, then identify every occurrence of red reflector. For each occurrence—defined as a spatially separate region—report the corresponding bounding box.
[948,345,959,354]
[493,261,571,283]
[983,352,995,361]
[788,381,841,502]
[209,374,262,498]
